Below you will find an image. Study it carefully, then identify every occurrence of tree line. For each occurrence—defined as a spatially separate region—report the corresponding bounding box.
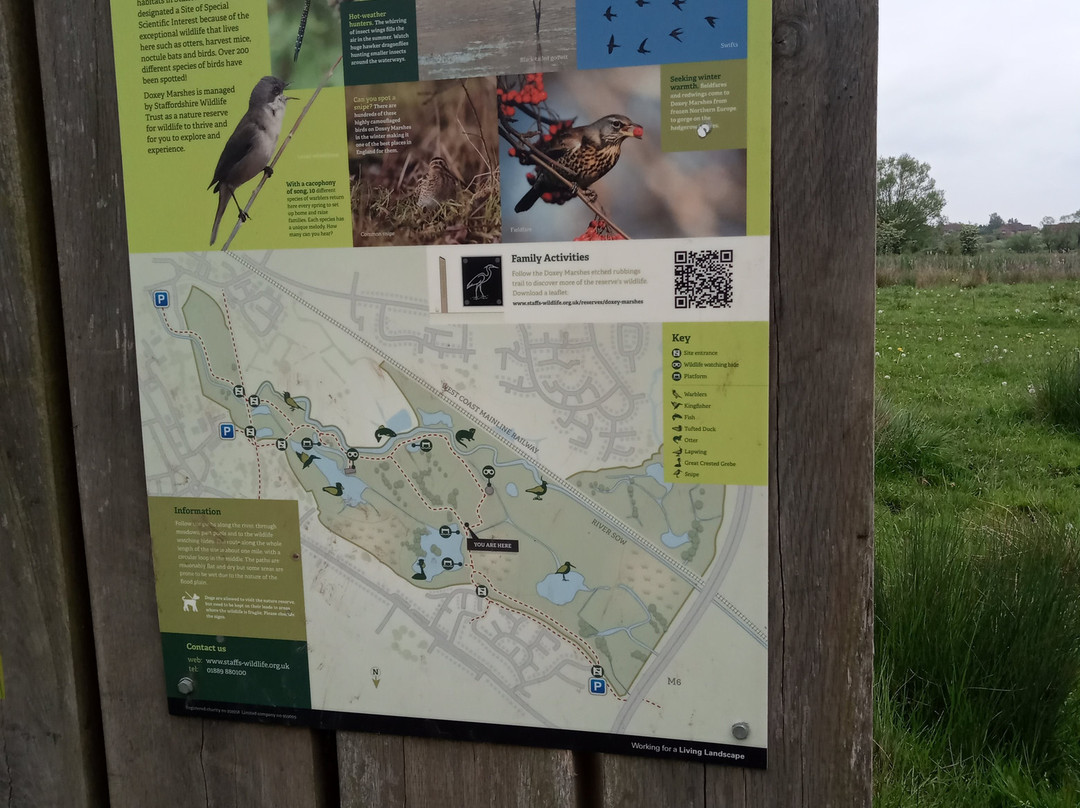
[876,154,1080,255]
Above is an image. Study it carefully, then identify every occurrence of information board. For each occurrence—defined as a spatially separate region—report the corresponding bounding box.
[114,0,771,766]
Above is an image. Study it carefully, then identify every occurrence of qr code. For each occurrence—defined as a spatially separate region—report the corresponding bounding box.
[673,249,734,309]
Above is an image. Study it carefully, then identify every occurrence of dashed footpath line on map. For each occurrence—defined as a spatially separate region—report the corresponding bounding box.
[220,292,264,499]
[225,251,713,596]
[159,301,265,498]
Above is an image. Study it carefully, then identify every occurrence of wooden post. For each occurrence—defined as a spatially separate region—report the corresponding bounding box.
[14,0,877,803]
[0,0,107,802]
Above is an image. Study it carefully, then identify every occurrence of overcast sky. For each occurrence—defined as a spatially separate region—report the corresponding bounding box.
[878,1,1080,226]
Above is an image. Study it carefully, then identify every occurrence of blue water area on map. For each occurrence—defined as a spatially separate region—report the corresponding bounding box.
[505,482,519,497]
[385,409,413,433]
[418,409,453,428]
[576,0,746,69]
[292,440,369,503]
[251,405,271,416]
[412,524,465,581]
[645,463,672,491]
[661,530,690,548]
[537,571,588,605]
[256,427,275,438]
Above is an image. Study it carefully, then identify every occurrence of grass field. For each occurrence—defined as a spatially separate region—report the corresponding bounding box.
[874,278,1080,806]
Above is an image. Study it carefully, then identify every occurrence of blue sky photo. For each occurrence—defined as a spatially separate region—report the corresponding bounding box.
[576,0,746,70]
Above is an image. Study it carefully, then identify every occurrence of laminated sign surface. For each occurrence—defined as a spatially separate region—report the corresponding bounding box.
[113,0,771,766]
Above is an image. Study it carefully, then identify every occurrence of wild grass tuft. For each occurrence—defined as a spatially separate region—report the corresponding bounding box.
[1034,350,1080,432]
[876,515,1080,776]
[874,397,950,479]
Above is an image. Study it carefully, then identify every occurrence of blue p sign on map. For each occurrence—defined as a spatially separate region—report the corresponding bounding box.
[589,678,606,695]
[219,423,235,440]
[153,290,169,308]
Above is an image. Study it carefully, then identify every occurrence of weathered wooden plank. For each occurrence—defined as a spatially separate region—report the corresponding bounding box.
[29,0,332,801]
[337,733,407,806]
[338,732,578,807]
[599,757,706,807]
[0,0,107,802]
[755,2,877,806]
[597,1,878,806]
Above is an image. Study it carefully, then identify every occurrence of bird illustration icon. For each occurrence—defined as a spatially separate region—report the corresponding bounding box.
[412,558,427,580]
[603,5,616,20]
[282,391,301,409]
[465,265,496,301]
[208,76,293,245]
[606,34,620,54]
[525,479,548,500]
[556,561,575,580]
[637,38,651,54]
[672,0,686,9]
[296,451,319,469]
[669,27,684,41]
[635,0,649,6]
[416,156,458,209]
[514,115,643,213]
[704,15,717,27]
[323,482,343,496]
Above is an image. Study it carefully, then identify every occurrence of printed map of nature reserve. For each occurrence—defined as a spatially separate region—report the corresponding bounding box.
[134,247,767,764]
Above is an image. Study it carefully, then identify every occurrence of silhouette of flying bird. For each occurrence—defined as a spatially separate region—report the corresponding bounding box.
[704,15,717,27]
[603,5,616,20]
[635,0,649,6]
[669,27,684,41]
[606,34,620,54]
[672,0,686,9]
[637,38,651,54]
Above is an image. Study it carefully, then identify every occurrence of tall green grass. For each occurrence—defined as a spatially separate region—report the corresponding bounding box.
[1035,350,1080,432]
[874,397,950,478]
[876,515,1080,775]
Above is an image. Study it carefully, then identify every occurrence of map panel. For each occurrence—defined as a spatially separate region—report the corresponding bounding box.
[110,0,771,767]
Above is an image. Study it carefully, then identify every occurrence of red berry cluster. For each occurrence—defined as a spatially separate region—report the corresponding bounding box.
[574,216,627,241]
[497,73,547,117]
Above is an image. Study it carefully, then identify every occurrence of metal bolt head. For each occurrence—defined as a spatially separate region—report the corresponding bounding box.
[177,676,195,695]
[731,721,750,740]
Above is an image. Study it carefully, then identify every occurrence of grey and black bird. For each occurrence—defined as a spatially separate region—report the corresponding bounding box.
[208,76,291,245]
[514,115,643,213]
[415,156,458,209]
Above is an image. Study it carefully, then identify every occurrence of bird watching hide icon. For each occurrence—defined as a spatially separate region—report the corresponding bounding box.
[461,256,503,307]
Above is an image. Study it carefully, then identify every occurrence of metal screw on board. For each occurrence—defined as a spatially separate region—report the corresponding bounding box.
[177,677,195,695]
[731,722,750,740]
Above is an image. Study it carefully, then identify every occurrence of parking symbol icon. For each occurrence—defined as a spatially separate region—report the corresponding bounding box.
[219,424,235,440]
[589,678,606,695]
[153,291,169,308]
